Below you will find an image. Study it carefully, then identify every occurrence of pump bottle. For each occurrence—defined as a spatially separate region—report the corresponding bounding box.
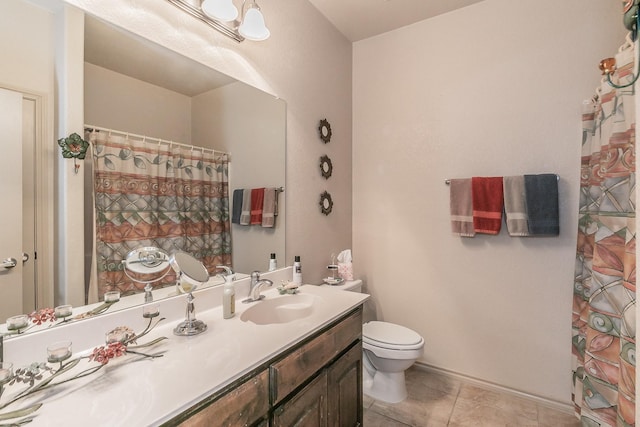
[293,256,302,285]
[268,253,277,271]
[222,275,235,319]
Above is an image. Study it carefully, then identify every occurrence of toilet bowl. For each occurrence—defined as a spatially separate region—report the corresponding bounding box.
[322,279,425,403]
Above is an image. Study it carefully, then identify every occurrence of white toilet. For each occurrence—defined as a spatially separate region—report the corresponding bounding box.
[323,279,424,403]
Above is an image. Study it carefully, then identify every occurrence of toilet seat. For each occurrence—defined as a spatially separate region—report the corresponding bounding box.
[363,321,424,351]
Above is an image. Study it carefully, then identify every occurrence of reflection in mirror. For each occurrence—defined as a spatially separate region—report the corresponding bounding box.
[122,247,172,303]
[0,3,285,331]
[170,252,209,336]
[83,14,286,303]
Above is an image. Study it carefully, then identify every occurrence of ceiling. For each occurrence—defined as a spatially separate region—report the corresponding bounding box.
[307,0,487,42]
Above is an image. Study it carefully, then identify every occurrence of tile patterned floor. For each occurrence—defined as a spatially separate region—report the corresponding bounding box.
[363,366,580,427]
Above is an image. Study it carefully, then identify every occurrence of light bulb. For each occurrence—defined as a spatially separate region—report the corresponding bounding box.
[239,7,270,41]
[201,0,238,22]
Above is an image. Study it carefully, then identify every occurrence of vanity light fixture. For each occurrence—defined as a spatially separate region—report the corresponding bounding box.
[167,0,270,42]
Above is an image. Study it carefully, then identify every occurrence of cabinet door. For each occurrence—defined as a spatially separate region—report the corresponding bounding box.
[272,371,328,427]
[327,342,362,427]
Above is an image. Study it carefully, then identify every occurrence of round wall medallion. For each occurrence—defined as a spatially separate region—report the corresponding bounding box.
[318,119,332,144]
[319,191,333,216]
[319,155,333,179]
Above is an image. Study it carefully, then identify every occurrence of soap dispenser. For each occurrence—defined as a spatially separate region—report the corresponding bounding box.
[223,275,236,319]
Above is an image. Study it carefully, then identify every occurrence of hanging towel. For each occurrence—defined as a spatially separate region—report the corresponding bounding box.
[503,176,530,236]
[231,189,244,224]
[472,177,504,235]
[262,187,276,228]
[524,174,559,236]
[239,189,252,225]
[250,188,265,225]
[449,178,475,237]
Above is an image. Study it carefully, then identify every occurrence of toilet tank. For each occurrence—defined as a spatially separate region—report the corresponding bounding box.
[330,279,362,292]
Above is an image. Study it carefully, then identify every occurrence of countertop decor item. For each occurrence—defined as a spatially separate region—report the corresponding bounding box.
[318,119,332,144]
[319,155,333,179]
[57,132,89,174]
[319,191,333,216]
[0,315,167,425]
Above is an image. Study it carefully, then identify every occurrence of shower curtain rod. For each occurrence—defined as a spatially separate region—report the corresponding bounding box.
[84,125,229,156]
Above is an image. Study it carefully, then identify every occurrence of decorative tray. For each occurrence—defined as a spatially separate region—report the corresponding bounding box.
[322,277,344,286]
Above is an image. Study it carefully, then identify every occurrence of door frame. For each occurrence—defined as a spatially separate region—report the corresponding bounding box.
[2,84,54,312]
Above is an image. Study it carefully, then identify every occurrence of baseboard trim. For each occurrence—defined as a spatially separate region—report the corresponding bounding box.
[413,362,574,415]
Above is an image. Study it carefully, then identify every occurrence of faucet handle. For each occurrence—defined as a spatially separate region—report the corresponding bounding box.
[251,271,260,281]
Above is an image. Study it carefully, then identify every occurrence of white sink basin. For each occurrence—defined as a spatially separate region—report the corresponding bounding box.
[240,293,322,325]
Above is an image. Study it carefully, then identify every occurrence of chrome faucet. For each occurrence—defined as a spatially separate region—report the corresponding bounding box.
[216,265,235,281]
[243,271,273,303]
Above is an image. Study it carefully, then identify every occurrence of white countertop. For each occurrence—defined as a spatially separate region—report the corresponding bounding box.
[2,271,368,426]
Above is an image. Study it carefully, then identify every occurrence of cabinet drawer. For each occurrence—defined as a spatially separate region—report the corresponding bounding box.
[271,308,362,404]
[179,369,269,427]
[272,371,328,427]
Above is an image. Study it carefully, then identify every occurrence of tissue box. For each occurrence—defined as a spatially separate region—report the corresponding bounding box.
[338,262,353,280]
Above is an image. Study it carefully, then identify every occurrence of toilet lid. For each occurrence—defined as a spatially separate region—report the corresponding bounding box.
[363,321,423,347]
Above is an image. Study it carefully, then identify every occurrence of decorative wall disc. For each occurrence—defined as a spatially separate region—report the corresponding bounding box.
[319,191,333,216]
[319,155,333,179]
[318,119,332,144]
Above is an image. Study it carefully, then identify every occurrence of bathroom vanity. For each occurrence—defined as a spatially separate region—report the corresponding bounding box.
[1,269,368,426]
[174,307,363,426]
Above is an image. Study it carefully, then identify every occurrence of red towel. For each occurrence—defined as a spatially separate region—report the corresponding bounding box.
[472,177,504,234]
[250,188,265,225]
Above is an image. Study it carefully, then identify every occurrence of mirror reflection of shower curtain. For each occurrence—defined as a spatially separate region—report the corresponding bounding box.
[87,130,231,302]
[572,45,636,426]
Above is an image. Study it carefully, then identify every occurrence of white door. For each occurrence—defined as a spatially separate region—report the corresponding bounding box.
[0,88,24,318]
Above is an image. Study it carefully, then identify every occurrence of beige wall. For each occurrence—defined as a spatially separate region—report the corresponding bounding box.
[0,1,54,94]
[353,0,626,404]
[192,82,286,273]
[84,63,192,142]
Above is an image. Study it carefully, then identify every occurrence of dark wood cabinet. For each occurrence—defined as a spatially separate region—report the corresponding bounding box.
[272,371,328,427]
[176,369,269,427]
[168,306,363,427]
[327,342,362,427]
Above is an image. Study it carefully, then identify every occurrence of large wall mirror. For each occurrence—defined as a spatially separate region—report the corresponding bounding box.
[0,0,285,330]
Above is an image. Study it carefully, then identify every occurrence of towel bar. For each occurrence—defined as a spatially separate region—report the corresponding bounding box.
[445,175,559,185]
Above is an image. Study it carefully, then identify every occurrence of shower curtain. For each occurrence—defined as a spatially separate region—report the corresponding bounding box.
[572,42,636,426]
[88,131,231,300]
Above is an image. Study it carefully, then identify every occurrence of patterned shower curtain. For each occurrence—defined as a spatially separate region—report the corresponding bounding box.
[89,131,231,300]
[572,44,636,426]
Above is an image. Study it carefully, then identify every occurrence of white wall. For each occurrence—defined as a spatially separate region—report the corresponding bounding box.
[353,0,626,404]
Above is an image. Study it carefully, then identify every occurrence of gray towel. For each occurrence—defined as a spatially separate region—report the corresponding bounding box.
[231,189,243,224]
[239,189,251,225]
[524,174,559,236]
[503,176,529,236]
